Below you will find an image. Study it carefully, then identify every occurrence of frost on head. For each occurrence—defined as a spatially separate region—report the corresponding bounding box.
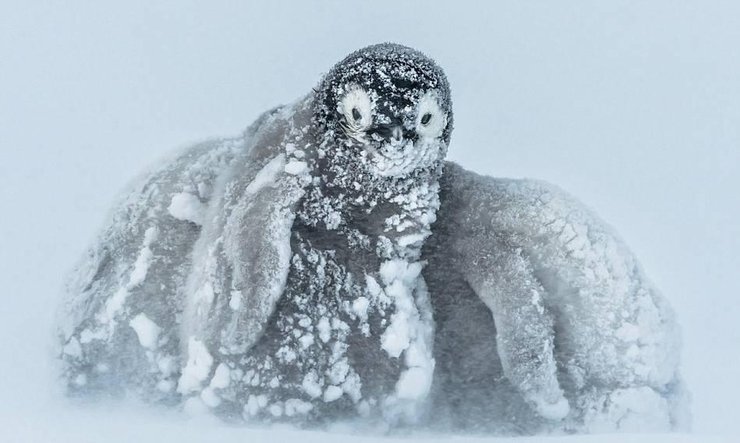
[312,43,453,181]
[315,43,453,139]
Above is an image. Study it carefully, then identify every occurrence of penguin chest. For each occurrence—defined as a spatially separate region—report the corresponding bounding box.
[234,235,406,422]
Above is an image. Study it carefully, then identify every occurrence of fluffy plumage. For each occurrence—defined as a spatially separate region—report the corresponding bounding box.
[57,43,687,434]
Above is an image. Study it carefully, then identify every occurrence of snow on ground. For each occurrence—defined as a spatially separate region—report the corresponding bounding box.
[0,402,735,443]
[1,1,738,442]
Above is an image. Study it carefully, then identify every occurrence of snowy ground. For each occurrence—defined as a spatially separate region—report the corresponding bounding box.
[1,1,738,442]
[1,402,734,443]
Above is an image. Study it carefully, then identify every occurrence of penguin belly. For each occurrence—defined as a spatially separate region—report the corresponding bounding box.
[212,224,404,424]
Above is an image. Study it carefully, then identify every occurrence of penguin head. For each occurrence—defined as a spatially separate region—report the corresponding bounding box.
[314,43,453,179]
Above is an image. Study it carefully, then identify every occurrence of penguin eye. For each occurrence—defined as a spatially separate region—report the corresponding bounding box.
[416,91,446,139]
[338,87,372,130]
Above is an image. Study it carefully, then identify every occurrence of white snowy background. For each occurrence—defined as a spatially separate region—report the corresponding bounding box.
[1,1,737,442]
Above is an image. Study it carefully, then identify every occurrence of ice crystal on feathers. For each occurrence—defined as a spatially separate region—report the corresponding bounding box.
[129,313,161,350]
[56,43,686,435]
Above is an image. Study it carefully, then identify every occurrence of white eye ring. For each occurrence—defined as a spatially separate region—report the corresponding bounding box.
[337,87,372,130]
[416,91,446,139]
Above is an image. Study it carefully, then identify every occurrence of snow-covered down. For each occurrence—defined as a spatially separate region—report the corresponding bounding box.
[424,164,688,433]
[56,43,685,435]
[57,44,452,427]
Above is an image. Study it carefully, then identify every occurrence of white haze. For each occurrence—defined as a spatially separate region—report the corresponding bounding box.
[0,1,738,442]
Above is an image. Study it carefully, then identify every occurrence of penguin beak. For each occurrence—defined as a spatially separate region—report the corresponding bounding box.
[368,124,417,144]
[390,126,404,142]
